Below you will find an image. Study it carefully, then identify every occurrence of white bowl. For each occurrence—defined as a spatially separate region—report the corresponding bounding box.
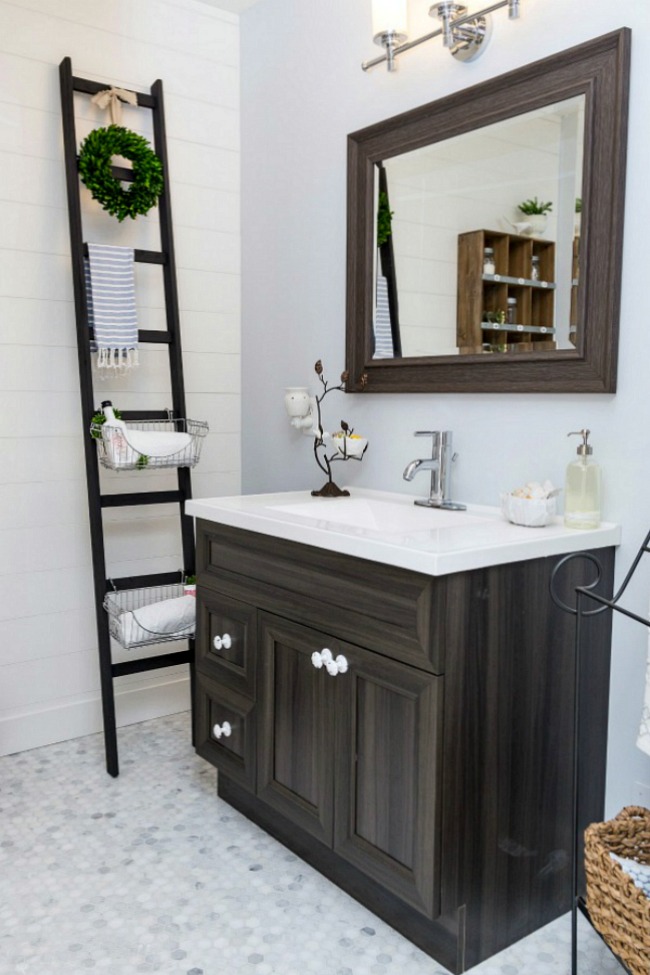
[333,436,367,459]
[500,492,556,528]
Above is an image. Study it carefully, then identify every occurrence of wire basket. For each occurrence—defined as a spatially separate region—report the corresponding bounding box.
[104,583,196,650]
[584,805,650,975]
[91,417,208,471]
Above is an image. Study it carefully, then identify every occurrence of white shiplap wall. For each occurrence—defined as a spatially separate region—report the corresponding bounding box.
[0,0,241,755]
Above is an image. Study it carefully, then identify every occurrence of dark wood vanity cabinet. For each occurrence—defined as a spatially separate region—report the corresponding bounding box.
[193,518,614,973]
[257,615,443,919]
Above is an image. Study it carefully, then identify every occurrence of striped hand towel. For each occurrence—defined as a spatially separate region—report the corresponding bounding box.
[373,274,394,359]
[85,243,138,371]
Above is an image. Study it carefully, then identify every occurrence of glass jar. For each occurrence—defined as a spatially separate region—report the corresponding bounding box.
[531,255,540,281]
[506,296,517,325]
[483,247,495,276]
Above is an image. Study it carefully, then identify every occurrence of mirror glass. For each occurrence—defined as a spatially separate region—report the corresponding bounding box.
[373,95,585,359]
[346,30,630,394]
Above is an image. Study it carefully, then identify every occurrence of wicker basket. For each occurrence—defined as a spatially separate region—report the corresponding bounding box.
[584,805,650,975]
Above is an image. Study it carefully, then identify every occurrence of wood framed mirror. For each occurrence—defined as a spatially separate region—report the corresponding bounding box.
[345,29,630,393]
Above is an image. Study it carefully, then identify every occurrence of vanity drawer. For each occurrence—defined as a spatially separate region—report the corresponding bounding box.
[196,587,257,697]
[194,673,256,791]
[197,520,445,674]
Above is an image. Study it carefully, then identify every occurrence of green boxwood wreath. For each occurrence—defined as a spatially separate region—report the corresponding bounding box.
[78,124,164,222]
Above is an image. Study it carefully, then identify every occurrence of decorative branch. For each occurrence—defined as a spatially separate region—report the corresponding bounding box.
[309,361,367,497]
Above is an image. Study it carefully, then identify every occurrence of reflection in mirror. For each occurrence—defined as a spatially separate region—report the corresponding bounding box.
[373,96,585,359]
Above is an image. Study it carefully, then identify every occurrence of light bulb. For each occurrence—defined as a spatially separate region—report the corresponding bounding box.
[372,0,408,40]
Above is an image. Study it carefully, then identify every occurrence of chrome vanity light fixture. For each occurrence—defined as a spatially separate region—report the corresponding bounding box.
[371,0,409,72]
[363,0,521,72]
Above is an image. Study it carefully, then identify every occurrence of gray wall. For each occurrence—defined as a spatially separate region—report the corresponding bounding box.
[241,0,650,816]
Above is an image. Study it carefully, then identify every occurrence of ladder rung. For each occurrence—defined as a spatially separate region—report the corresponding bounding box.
[139,330,172,344]
[119,410,174,421]
[72,74,155,108]
[76,160,137,182]
[101,491,183,508]
[87,328,171,344]
[112,649,192,678]
[134,250,166,265]
[106,571,182,591]
[83,244,166,265]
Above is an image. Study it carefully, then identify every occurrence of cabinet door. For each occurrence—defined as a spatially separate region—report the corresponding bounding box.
[257,615,337,846]
[334,643,443,919]
[196,587,257,696]
[194,673,256,791]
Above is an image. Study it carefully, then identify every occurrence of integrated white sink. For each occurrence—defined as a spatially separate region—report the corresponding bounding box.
[271,497,490,533]
[186,488,620,576]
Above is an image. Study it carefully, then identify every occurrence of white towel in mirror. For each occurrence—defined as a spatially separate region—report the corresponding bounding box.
[637,620,650,757]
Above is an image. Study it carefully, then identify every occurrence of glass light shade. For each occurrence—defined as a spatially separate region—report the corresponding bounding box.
[372,0,408,38]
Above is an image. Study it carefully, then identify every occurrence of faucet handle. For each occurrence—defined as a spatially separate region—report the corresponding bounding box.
[415,430,452,442]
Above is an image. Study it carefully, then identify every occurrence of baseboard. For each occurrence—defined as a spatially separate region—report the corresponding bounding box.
[0,674,191,757]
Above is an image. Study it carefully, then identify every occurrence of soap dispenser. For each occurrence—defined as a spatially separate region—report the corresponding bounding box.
[564,429,601,529]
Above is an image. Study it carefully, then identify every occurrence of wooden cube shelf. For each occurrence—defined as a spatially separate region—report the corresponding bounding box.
[457,229,557,355]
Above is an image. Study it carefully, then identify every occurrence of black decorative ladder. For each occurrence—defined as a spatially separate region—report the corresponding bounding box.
[59,57,195,777]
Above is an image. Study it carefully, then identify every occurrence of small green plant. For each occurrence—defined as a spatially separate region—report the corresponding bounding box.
[376,190,394,247]
[518,197,553,216]
[91,406,123,438]
[184,574,196,586]
[483,310,506,325]
[136,454,149,470]
[575,197,582,213]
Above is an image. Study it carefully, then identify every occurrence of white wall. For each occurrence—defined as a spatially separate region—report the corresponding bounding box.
[385,108,573,355]
[241,0,650,816]
[0,0,241,755]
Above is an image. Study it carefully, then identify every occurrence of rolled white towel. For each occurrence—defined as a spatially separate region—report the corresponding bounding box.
[124,430,192,459]
[117,594,196,647]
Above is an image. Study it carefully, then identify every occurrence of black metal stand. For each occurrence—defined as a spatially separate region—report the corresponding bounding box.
[551,529,650,974]
[59,57,196,777]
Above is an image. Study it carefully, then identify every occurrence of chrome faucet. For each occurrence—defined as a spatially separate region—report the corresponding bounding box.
[403,430,466,510]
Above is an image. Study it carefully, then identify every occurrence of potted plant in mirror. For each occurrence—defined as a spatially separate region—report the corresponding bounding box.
[517,197,553,236]
[575,197,582,237]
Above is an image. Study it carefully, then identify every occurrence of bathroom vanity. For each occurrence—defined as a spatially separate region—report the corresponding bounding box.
[186,490,619,972]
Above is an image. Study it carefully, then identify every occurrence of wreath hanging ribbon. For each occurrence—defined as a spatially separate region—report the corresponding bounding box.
[90,86,138,125]
[78,124,164,222]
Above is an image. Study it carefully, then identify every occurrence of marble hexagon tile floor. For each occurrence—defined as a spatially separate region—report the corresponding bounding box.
[0,712,623,975]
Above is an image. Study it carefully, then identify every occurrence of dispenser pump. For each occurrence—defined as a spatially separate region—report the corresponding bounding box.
[564,428,601,530]
[568,428,593,457]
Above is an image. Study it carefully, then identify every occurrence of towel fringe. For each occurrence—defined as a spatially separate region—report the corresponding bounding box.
[95,346,138,373]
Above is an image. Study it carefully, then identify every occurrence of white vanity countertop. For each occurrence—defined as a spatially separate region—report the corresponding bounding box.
[186,488,620,577]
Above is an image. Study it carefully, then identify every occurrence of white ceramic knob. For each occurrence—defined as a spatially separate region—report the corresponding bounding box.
[213,633,232,651]
[213,721,232,739]
[311,648,333,669]
[326,654,349,676]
